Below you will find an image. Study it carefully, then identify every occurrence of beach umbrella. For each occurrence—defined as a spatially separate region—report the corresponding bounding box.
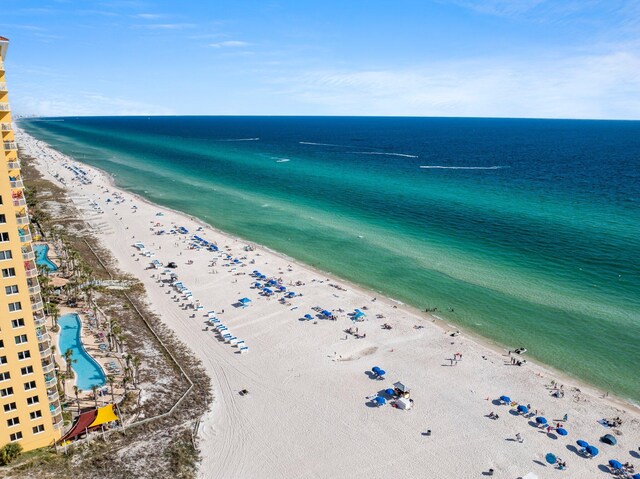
[517,405,528,414]
[609,460,623,470]
[631,474,640,479]
[499,395,511,403]
[372,366,381,374]
[304,314,313,320]
[585,445,599,456]
[545,453,557,465]
[376,369,386,377]
[239,297,251,304]
[601,434,617,445]
[374,396,386,406]
[385,388,395,396]
[556,428,568,436]
[535,416,547,425]
[576,439,589,448]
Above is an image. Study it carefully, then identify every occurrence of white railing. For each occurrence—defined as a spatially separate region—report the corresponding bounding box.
[0,104,10,111]
[28,283,41,295]
[9,179,23,188]
[37,332,50,343]
[0,123,11,131]
[50,405,62,418]
[0,83,6,91]
[47,390,59,403]
[40,346,52,358]
[22,248,35,260]
[12,197,26,207]
[3,141,17,149]
[44,375,56,388]
[41,362,55,374]
[32,300,44,311]
[16,215,29,225]
[19,232,32,243]
[7,160,20,169]
[25,266,38,278]
[34,315,46,327]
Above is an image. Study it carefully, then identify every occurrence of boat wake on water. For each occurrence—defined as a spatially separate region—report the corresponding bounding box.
[299,141,353,147]
[271,157,291,163]
[420,165,507,170]
[215,138,260,142]
[356,151,418,158]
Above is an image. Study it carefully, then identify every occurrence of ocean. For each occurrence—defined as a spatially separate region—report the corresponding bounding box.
[20,116,640,403]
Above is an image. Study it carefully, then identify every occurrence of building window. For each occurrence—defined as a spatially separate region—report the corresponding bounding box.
[11,318,24,328]
[29,410,42,420]
[2,267,16,278]
[8,302,22,312]
[14,334,27,345]
[9,432,22,442]
[0,371,10,381]
[5,285,18,295]
[0,250,12,260]
[20,365,33,375]
[0,356,6,365]
[17,350,30,360]
[0,232,9,242]
[0,340,3,349]
[0,196,3,205]
[26,395,39,405]
[3,402,16,412]
[0,387,14,397]
[24,380,36,391]
[32,424,45,434]
[0,214,5,224]
[7,417,20,427]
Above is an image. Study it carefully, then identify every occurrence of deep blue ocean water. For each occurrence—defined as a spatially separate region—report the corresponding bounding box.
[21,116,640,402]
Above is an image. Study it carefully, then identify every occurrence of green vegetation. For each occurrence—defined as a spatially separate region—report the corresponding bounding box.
[0,443,23,466]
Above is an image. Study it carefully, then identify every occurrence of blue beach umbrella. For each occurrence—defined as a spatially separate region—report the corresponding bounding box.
[239,297,251,304]
[304,314,313,320]
[585,445,599,456]
[631,474,640,479]
[385,388,395,396]
[517,405,528,414]
[576,439,589,448]
[376,369,386,376]
[374,396,386,406]
[556,428,568,436]
[545,453,557,465]
[536,416,547,425]
[609,460,623,470]
[499,395,511,403]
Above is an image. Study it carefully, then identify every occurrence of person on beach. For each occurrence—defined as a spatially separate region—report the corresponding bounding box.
[515,433,523,443]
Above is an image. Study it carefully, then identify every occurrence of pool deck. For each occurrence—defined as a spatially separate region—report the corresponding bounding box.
[34,241,61,271]
[51,306,126,413]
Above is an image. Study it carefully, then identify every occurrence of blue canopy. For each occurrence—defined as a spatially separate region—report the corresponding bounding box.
[576,439,589,448]
[263,288,273,294]
[536,416,547,424]
[372,366,382,374]
[253,270,259,274]
[609,460,623,470]
[601,434,617,445]
[499,395,511,403]
[585,445,599,456]
[557,428,568,436]
[286,292,296,298]
[259,274,267,279]
[374,396,386,406]
[545,453,557,465]
[239,298,251,304]
[631,474,640,479]
[354,312,365,319]
[254,283,262,288]
[517,405,528,414]
[304,314,313,320]
[322,310,332,317]
[278,285,286,291]
[385,388,395,396]
[376,369,386,376]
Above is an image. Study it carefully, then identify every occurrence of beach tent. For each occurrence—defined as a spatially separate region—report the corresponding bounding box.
[535,416,547,425]
[585,445,599,456]
[353,312,365,320]
[517,405,528,414]
[396,398,412,410]
[601,434,617,445]
[393,382,410,394]
[304,314,313,320]
[239,298,251,307]
[576,439,589,448]
[556,428,568,436]
[322,310,332,317]
[89,404,119,428]
[499,395,511,404]
[373,396,386,406]
[609,460,623,470]
[545,453,557,465]
[286,292,296,298]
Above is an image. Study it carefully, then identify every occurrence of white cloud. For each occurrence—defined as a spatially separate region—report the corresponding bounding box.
[140,23,196,30]
[133,13,163,19]
[273,51,640,119]
[208,40,250,48]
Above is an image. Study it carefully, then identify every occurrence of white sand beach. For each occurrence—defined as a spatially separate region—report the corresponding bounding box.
[17,128,640,479]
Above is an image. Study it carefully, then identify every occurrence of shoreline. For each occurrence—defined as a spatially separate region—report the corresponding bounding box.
[21,128,638,413]
[17,126,640,478]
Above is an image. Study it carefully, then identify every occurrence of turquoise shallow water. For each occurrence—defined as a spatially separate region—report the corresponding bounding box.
[58,313,106,390]
[21,116,640,402]
[34,244,58,271]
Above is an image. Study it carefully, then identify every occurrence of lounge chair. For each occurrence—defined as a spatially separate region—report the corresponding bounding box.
[225,336,236,344]
[239,346,249,354]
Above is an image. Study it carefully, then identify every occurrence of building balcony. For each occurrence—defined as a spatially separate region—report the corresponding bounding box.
[0,82,6,91]
[40,345,52,358]
[19,232,33,243]
[12,197,27,207]
[34,314,46,327]
[4,141,17,150]
[22,245,35,261]
[25,265,38,278]
[0,104,10,112]
[41,361,55,374]
[50,403,62,418]
[10,178,23,189]
[44,375,57,388]
[47,389,59,403]
[7,161,19,170]
[0,123,11,132]
[16,214,29,225]
[37,332,50,344]
[52,414,64,430]
[31,299,44,311]
[28,282,41,295]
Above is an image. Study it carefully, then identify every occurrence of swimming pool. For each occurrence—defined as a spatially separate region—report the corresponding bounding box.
[58,313,106,390]
[33,244,58,271]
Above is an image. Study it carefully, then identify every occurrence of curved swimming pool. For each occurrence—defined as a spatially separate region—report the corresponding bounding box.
[33,244,58,271]
[58,313,106,390]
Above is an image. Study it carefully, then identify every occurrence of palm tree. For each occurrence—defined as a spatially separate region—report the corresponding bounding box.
[63,348,75,376]
[73,385,80,413]
[48,303,60,330]
[107,375,116,403]
[91,385,99,408]
[131,356,141,388]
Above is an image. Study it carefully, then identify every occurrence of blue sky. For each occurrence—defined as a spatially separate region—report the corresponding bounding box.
[1,0,639,119]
